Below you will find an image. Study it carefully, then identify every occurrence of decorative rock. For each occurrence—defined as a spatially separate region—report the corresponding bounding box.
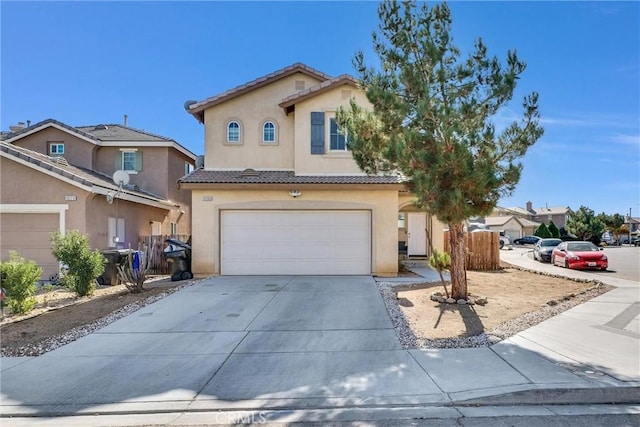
[437,296,446,303]
[446,298,456,304]
[457,299,467,305]
[547,300,558,306]
[475,297,488,306]
[430,294,439,302]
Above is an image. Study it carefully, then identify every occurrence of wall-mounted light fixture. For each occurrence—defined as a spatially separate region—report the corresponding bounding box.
[289,189,302,198]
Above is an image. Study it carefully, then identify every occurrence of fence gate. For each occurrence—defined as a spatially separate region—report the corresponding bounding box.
[138,235,190,275]
[443,231,500,270]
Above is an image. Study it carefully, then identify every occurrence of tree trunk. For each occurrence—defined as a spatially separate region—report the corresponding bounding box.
[448,222,467,300]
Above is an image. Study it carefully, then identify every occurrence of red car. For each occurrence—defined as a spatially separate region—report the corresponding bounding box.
[551,241,608,270]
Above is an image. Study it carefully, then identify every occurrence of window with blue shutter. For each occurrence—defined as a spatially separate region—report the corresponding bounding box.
[310,112,325,154]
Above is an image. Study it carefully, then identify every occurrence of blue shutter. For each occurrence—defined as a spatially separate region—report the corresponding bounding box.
[310,112,325,154]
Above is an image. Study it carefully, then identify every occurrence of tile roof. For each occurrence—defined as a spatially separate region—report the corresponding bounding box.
[185,63,334,122]
[0,141,172,206]
[2,118,100,143]
[178,169,404,185]
[76,124,175,142]
[3,119,196,159]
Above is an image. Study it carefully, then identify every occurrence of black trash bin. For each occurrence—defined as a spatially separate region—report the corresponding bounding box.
[98,249,131,286]
[164,238,193,281]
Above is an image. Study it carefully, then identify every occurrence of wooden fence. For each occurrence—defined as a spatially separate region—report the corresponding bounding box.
[138,234,190,275]
[443,231,500,271]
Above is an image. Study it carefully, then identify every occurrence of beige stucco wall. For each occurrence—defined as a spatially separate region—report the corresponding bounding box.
[189,188,400,277]
[293,85,371,175]
[93,146,192,236]
[203,73,323,170]
[1,157,173,252]
[12,127,94,170]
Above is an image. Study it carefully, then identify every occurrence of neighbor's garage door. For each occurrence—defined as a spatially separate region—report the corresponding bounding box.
[221,210,371,275]
[1,213,59,280]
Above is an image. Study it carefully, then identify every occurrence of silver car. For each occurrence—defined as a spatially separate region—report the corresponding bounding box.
[533,238,563,262]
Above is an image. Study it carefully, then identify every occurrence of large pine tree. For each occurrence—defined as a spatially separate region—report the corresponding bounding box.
[337,1,543,299]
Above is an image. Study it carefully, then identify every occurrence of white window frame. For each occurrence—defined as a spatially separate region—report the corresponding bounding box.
[120,149,138,173]
[170,222,178,235]
[49,143,64,155]
[226,121,241,144]
[329,117,348,151]
[262,121,277,144]
[184,162,194,175]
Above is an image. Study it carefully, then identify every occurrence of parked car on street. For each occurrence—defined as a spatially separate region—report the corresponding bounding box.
[551,241,608,270]
[513,235,541,245]
[533,238,562,262]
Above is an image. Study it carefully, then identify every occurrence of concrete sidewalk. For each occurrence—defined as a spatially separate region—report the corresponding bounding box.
[1,269,639,425]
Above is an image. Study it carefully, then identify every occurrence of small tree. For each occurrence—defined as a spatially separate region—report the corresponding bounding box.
[0,251,41,314]
[565,206,605,243]
[535,223,551,238]
[547,221,560,238]
[337,0,543,299]
[428,248,451,298]
[51,230,105,297]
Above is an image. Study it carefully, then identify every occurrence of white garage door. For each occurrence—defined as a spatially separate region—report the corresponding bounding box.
[221,210,371,275]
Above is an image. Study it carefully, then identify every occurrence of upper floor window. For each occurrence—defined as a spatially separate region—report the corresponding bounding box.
[185,162,194,175]
[122,151,137,171]
[49,143,64,155]
[227,121,241,143]
[263,121,276,143]
[118,149,141,173]
[329,118,348,151]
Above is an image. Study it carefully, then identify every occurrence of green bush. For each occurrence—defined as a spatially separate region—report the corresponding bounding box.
[0,251,41,314]
[535,223,552,238]
[548,221,560,238]
[51,230,105,297]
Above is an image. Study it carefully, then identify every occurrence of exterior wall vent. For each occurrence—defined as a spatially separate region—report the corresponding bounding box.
[295,80,305,91]
[53,156,69,166]
[240,168,259,177]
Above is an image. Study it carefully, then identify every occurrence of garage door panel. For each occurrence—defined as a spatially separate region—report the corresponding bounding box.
[1,213,59,280]
[221,211,370,275]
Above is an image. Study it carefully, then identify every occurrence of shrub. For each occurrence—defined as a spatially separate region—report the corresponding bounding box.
[535,223,552,238]
[0,251,41,314]
[429,248,451,298]
[548,221,560,238]
[51,230,105,297]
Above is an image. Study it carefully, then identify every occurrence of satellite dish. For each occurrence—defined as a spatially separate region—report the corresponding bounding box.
[112,170,130,187]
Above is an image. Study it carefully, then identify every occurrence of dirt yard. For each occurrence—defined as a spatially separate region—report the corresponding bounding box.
[1,268,611,355]
[0,277,185,354]
[396,267,610,340]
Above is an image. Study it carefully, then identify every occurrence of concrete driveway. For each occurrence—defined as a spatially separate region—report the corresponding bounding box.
[1,274,636,424]
[1,276,447,416]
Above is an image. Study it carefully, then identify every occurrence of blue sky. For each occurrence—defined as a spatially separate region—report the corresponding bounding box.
[2,1,639,217]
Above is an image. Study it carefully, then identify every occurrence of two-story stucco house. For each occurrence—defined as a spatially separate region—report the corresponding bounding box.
[180,63,444,277]
[1,119,196,280]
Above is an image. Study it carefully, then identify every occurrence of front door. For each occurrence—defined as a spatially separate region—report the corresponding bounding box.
[407,213,427,256]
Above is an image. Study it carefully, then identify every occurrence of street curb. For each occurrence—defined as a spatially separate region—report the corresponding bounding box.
[455,386,640,406]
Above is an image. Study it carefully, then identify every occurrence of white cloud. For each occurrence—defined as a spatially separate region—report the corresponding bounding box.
[608,133,640,146]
